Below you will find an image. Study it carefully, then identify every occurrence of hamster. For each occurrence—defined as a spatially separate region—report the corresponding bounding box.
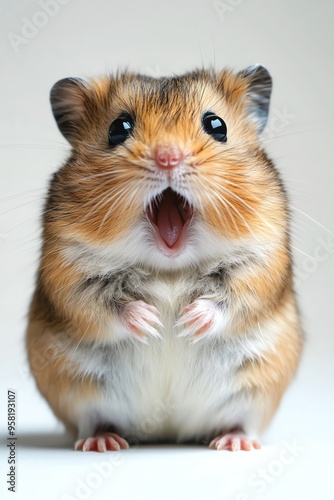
[26,65,303,452]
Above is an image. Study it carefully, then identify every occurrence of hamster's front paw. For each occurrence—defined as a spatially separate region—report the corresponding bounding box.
[122,300,162,343]
[176,299,225,343]
[75,432,129,452]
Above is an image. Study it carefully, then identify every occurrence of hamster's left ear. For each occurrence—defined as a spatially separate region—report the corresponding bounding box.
[238,64,272,134]
[50,77,93,146]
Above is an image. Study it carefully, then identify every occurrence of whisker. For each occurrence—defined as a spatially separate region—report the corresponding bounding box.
[73,170,133,183]
[97,184,142,233]
[290,206,334,237]
[290,245,319,260]
[200,177,261,239]
[0,188,45,204]
[199,183,241,236]
[216,179,280,235]
[0,143,69,152]
[78,176,143,226]
[0,197,45,216]
[71,321,92,357]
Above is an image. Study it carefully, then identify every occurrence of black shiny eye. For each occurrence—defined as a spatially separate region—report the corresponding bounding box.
[202,112,227,143]
[108,113,134,147]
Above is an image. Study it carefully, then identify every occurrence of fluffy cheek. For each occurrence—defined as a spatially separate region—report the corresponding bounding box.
[202,198,253,240]
[176,299,228,343]
[55,191,143,246]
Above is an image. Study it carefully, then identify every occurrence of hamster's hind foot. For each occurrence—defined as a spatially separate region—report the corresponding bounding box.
[74,432,129,452]
[209,429,261,452]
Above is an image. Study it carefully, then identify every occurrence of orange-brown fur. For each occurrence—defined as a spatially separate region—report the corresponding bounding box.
[236,290,302,431]
[27,294,100,434]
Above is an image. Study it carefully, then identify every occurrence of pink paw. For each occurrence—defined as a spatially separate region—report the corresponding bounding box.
[75,432,129,452]
[209,432,261,452]
[122,300,162,343]
[176,299,223,342]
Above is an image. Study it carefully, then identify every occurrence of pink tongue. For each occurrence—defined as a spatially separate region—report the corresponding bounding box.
[157,191,183,247]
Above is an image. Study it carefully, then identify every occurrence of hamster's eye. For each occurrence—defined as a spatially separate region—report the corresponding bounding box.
[108,113,134,147]
[202,112,227,143]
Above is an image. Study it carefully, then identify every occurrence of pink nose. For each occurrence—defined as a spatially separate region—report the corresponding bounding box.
[154,145,184,170]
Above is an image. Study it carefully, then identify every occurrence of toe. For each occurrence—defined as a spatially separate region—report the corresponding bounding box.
[231,437,241,452]
[107,433,129,449]
[82,437,96,452]
[74,432,129,452]
[252,440,261,450]
[209,432,261,452]
[105,436,121,451]
[97,437,107,453]
[74,438,85,451]
[216,436,229,450]
[208,436,220,449]
[240,438,252,451]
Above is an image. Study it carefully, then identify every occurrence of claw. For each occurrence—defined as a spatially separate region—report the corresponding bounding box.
[75,432,129,452]
[209,431,261,452]
[122,301,162,343]
[176,299,222,342]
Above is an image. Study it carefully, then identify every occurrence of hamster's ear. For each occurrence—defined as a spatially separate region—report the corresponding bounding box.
[50,77,92,145]
[238,64,272,134]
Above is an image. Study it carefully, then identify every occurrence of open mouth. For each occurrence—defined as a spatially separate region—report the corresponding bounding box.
[147,188,193,255]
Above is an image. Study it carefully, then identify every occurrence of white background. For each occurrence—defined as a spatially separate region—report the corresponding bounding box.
[0,1,333,499]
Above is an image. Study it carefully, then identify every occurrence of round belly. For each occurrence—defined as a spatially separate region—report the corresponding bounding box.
[76,332,246,443]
